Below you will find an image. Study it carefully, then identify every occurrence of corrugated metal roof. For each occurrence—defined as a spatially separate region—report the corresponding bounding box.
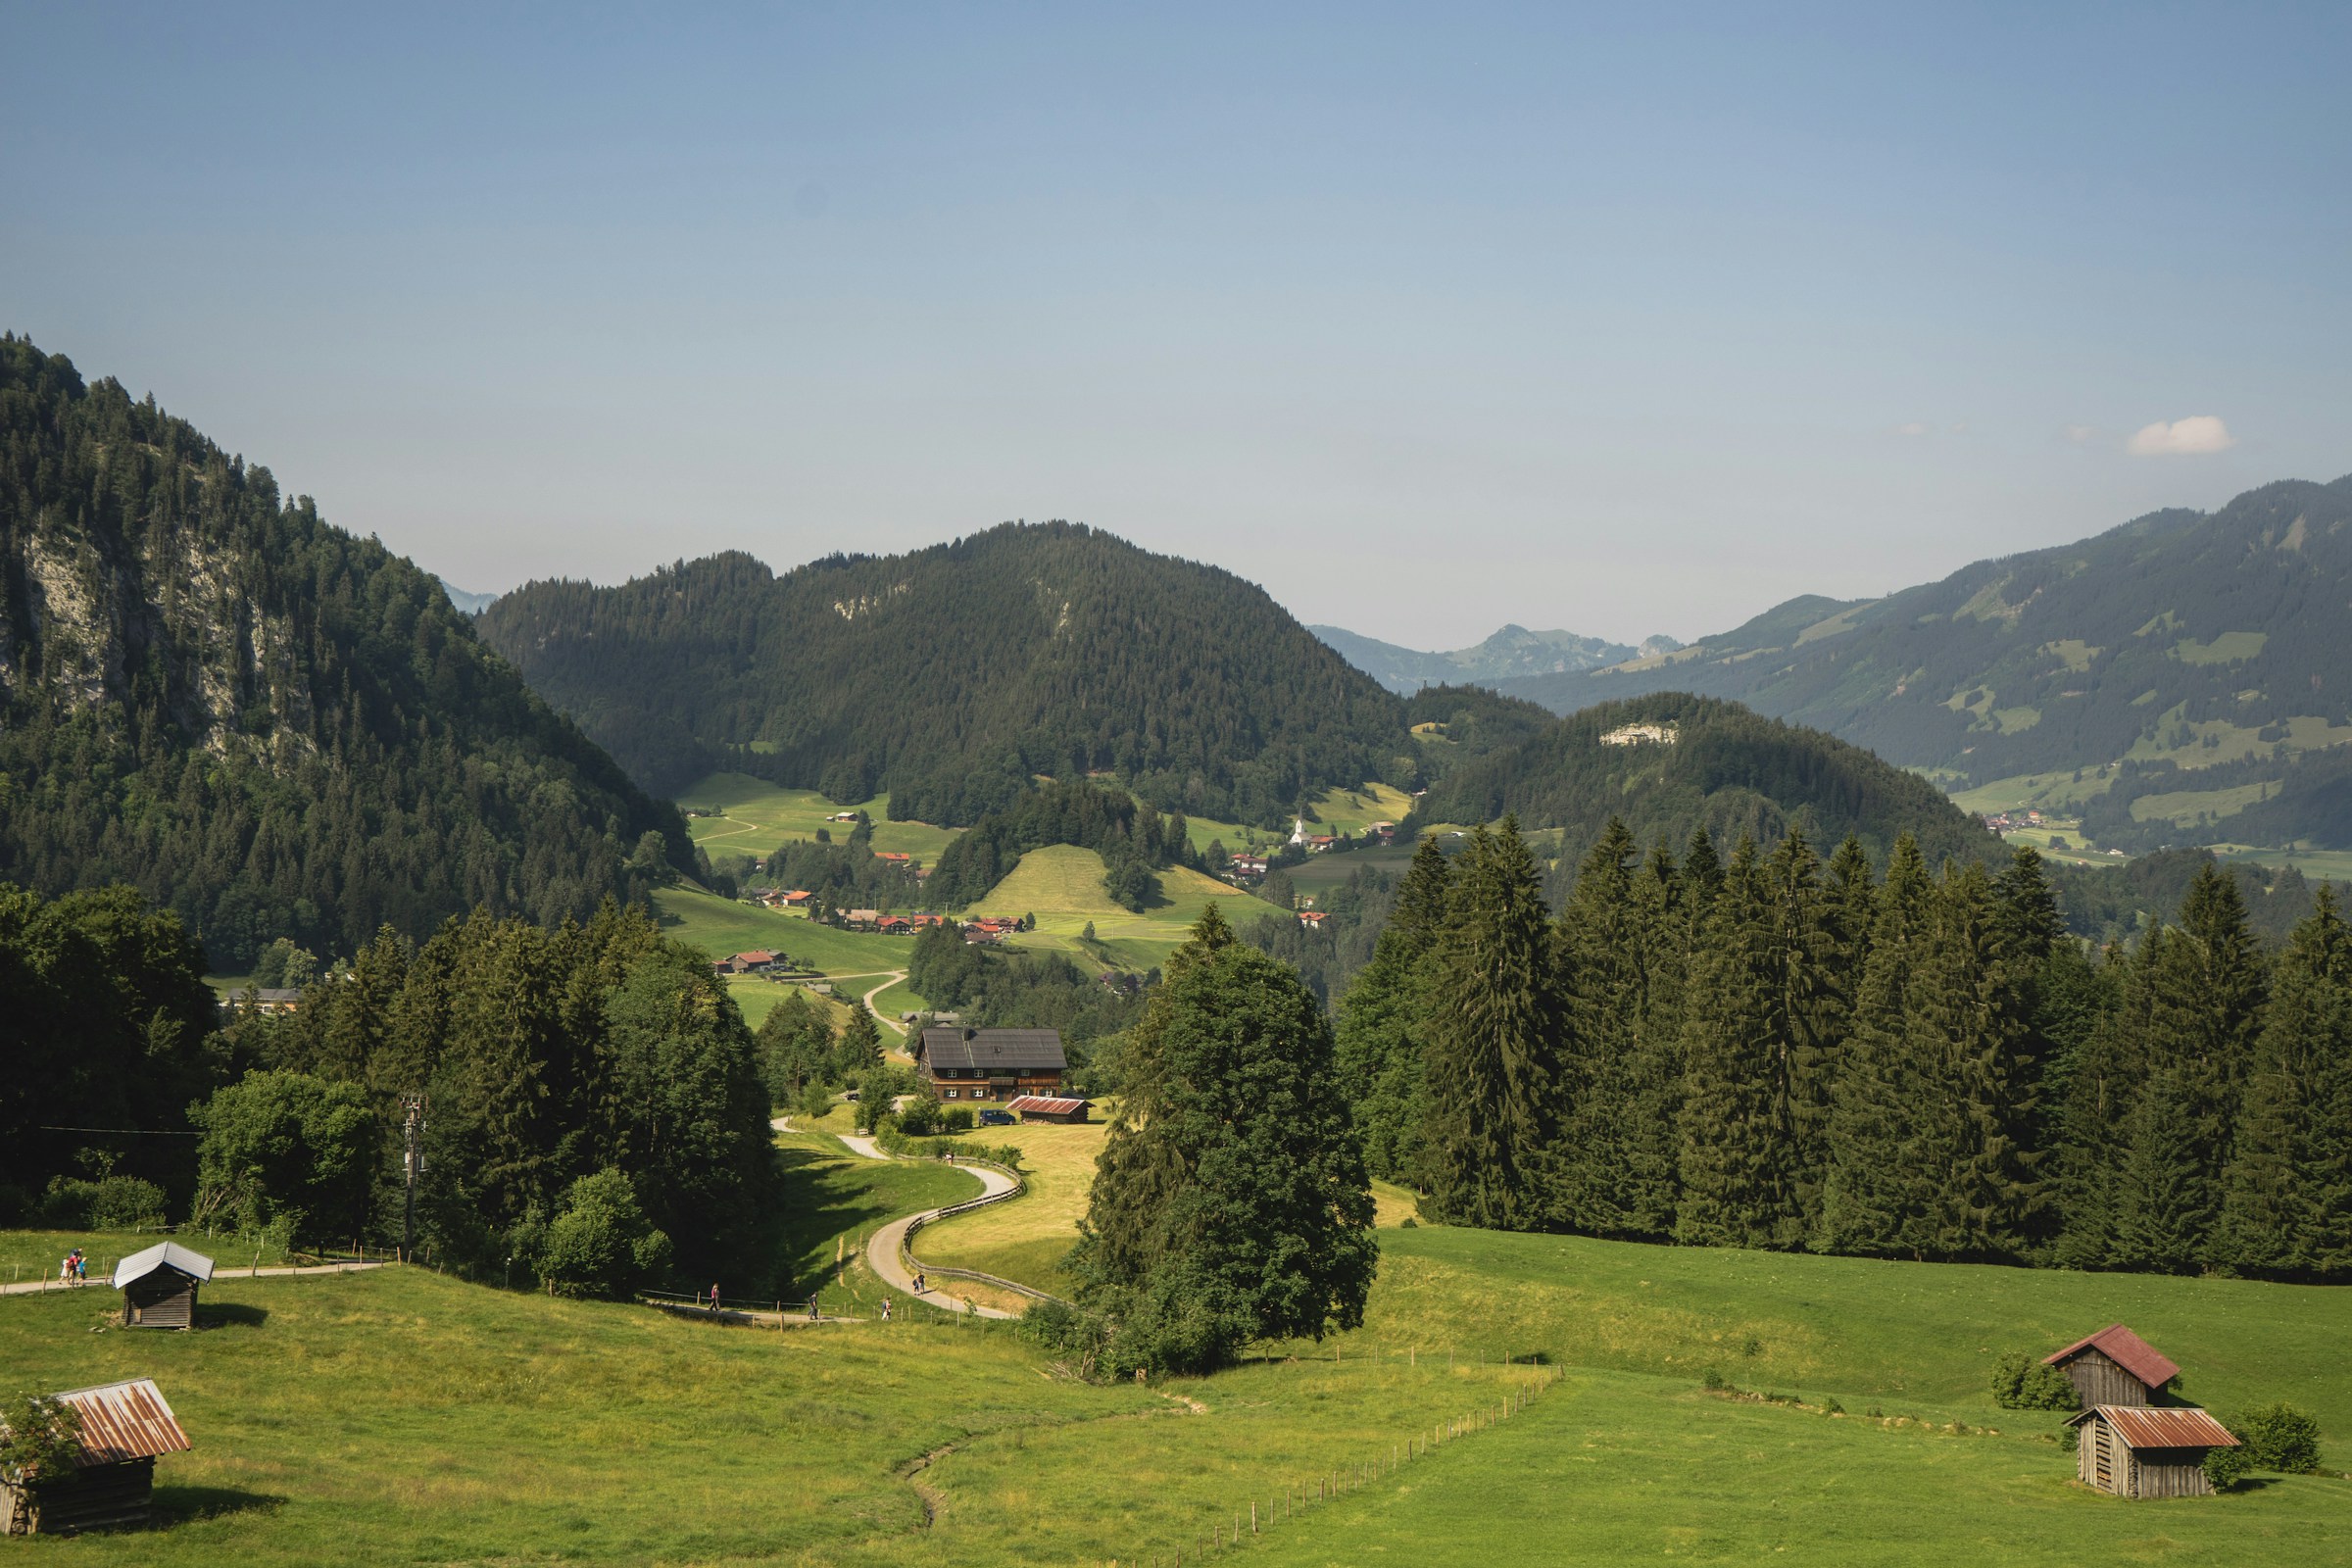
[921,1027,1065,1072]
[1006,1096,1088,1115]
[113,1241,215,1290]
[46,1379,192,1466]
[2068,1404,2237,1450]
[2044,1323,2180,1389]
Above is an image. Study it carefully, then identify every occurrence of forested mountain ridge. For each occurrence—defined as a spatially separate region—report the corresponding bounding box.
[1490,477,2352,847]
[1410,691,1998,879]
[478,523,1417,824]
[0,336,692,966]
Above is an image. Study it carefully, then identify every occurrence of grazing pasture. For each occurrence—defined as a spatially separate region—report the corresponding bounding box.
[974,845,1289,970]
[676,772,960,861]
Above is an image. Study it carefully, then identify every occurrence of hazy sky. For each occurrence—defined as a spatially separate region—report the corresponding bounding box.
[6,4,2347,648]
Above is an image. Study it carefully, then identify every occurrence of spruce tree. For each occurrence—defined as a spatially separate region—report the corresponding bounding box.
[1677,838,1802,1249]
[1333,837,1455,1183]
[2049,934,2154,1269]
[1419,818,1569,1231]
[1072,904,1377,1374]
[1761,829,1840,1233]
[2220,885,2352,1277]
[1555,817,1644,1234]
[1818,834,1934,1255]
[1909,860,2039,1258]
[1615,839,1690,1238]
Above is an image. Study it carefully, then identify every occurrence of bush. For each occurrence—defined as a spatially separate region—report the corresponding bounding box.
[0,1393,82,1486]
[1989,1350,2080,1411]
[939,1106,975,1133]
[2233,1402,2322,1474]
[536,1169,674,1299]
[897,1099,941,1137]
[35,1175,168,1231]
[2204,1444,2253,1491]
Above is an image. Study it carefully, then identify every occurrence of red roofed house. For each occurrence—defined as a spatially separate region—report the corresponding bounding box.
[875,851,912,864]
[2043,1323,2180,1409]
[730,951,777,972]
[781,890,814,907]
[2067,1404,2238,1497]
[875,916,911,935]
[1298,910,1330,927]
[0,1377,192,1534]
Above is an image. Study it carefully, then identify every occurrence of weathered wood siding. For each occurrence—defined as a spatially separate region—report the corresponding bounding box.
[1,1459,156,1535]
[2128,1451,2215,1498]
[2061,1348,2149,1408]
[123,1274,196,1329]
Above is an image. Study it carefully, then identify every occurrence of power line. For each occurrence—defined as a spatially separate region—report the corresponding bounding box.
[35,1124,204,1137]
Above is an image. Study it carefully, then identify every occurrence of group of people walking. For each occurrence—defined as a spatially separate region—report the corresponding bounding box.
[57,1248,89,1285]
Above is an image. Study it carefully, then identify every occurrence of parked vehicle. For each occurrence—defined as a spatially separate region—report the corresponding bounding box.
[978,1108,1015,1127]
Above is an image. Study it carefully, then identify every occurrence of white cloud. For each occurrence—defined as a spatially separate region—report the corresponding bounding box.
[2127,416,2236,457]
[1891,420,1930,437]
[2062,423,2097,445]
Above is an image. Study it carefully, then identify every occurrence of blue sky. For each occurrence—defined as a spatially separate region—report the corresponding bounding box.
[5,3,2347,646]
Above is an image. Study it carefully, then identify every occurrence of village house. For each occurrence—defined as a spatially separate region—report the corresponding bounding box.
[917,1027,1066,1103]
[1298,909,1330,928]
[874,851,912,865]
[2068,1404,2238,1498]
[0,1378,192,1535]
[780,890,815,907]
[1229,854,1270,879]
[115,1242,213,1330]
[2043,1323,2180,1408]
[875,915,912,935]
[843,908,882,930]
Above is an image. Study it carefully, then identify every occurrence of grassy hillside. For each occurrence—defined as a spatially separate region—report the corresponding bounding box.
[678,771,960,861]
[650,885,912,977]
[973,845,1291,970]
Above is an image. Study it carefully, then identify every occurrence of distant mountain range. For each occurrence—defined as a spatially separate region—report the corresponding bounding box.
[1310,623,1683,695]
[437,580,501,615]
[1352,478,2352,853]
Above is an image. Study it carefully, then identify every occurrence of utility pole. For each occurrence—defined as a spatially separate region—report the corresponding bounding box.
[401,1093,427,1261]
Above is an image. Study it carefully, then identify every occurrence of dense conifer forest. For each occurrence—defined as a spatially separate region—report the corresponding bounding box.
[474,523,1417,823]
[1346,820,2352,1279]
[0,337,692,967]
[1410,692,1999,886]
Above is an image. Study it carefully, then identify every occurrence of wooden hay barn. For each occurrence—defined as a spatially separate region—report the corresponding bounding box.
[2068,1404,2237,1497]
[1004,1094,1091,1124]
[2043,1323,2179,1408]
[1,1378,192,1535]
[114,1241,215,1330]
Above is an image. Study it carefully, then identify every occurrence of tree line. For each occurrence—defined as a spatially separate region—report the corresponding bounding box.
[1344,819,2352,1278]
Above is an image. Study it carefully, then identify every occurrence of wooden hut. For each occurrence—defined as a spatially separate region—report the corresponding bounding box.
[1004,1094,1091,1124]
[1,1378,192,1535]
[2068,1404,2237,1497]
[2043,1323,2179,1409]
[113,1241,215,1330]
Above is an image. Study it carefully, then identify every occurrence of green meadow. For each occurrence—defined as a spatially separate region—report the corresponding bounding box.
[676,771,962,862]
[651,884,913,976]
[5,1160,2349,1563]
[975,844,1291,970]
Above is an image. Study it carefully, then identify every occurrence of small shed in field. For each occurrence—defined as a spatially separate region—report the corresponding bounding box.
[1,1377,192,1535]
[1005,1095,1090,1124]
[2069,1404,2236,1497]
[114,1242,215,1330]
[2043,1323,2179,1408]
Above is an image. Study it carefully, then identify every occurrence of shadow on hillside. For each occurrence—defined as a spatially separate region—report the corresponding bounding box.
[151,1485,285,1525]
[770,1145,951,1293]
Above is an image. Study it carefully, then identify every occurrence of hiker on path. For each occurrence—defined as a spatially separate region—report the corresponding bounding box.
[710,1283,721,1313]
[808,1297,820,1321]
[880,1298,892,1322]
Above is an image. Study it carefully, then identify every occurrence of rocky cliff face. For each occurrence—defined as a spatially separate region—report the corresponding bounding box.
[0,335,690,965]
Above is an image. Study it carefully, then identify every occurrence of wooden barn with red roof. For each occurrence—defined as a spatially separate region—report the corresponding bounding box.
[0,1377,192,1534]
[2042,1323,2180,1409]
[2067,1404,2238,1497]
